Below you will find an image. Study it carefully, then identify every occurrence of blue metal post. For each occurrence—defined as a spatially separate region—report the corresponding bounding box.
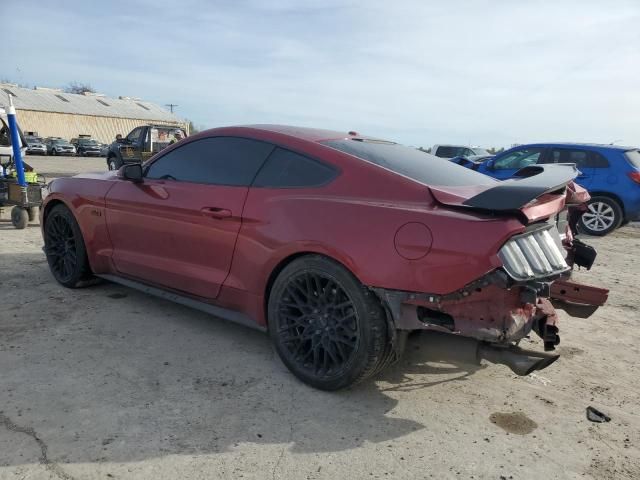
[7,95,26,186]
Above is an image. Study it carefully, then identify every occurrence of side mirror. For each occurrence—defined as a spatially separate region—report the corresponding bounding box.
[119,163,143,182]
[486,158,496,170]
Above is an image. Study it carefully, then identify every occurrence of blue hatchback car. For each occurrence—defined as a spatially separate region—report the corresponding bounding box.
[460,143,640,236]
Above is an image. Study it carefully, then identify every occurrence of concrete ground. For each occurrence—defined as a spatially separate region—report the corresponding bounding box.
[0,155,638,479]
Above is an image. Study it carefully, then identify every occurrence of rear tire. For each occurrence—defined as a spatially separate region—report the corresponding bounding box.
[43,204,93,288]
[27,206,38,222]
[268,255,388,390]
[578,196,622,236]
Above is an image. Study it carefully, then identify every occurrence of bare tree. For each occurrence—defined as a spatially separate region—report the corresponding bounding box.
[64,82,96,94]
[186,119,205,135]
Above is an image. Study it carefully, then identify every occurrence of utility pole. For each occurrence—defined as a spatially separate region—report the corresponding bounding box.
[165,103,178,113]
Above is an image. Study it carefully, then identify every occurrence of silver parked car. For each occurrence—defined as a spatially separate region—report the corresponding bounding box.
[45,138,76,156]
[25,136,47,155]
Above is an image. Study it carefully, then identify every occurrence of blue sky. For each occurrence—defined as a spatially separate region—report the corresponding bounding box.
[3,0,639,147]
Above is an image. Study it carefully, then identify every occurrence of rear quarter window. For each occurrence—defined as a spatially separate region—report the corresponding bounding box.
[253,148,337,188]
[625,150,640,169]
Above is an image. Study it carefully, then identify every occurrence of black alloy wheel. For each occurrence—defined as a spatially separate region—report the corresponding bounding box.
[44,204,92,287]
[269,255,388,390]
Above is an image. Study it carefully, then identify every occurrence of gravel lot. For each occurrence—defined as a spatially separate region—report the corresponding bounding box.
[0,155,639,479]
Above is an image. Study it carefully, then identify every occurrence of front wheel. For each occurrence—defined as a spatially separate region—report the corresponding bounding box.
[11,207,29,229]
[578,196,623,236]
[268,255,388,390]
[107,157,122,171]
[44,204,93,287]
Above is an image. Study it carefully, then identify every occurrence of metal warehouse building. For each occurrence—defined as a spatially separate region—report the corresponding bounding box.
[0,83,187,143]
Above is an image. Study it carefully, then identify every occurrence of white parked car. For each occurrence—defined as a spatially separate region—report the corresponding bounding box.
[432,144,489,159]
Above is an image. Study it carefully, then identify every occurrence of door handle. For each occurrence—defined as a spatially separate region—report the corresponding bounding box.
[201,207,232,219]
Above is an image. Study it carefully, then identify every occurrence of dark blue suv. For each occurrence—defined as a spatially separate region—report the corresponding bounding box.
[462,143,640,236]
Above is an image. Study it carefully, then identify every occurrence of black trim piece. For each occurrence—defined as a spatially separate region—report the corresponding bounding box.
[463,164,579,210]
[96,274,265,332]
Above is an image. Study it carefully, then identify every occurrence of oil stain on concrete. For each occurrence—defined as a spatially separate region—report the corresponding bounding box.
[489,412,538,435]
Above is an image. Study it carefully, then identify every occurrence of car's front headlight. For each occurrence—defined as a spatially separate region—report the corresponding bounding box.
[498,226,569,281]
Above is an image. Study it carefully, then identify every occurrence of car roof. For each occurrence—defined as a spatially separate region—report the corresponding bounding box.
[514,142,637,152]
[196,124,382,144]
[243,124,368,142]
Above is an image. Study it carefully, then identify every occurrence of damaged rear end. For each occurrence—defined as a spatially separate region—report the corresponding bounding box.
[375,164,609,376]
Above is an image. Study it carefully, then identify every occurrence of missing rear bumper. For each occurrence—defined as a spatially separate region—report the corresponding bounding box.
[372,271,562,348]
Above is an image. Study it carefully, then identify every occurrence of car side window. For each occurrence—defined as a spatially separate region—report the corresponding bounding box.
[126,127,143,144]
[145,136,275,186]
[252,147,338,188]
[0,124,9,147]
[493,148,544,170]
[546,149,608,168]
[588,151,609,168]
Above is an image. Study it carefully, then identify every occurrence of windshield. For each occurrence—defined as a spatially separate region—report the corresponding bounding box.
[322,139,497,187]
[54,139,71,145]
[79,139,98,145]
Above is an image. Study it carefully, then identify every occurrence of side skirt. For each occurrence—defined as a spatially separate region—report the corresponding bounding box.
[96,274,266,332]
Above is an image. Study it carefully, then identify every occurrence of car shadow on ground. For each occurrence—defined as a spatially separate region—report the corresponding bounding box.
[0,253,482,467]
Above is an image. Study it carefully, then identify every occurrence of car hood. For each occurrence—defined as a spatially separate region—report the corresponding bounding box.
[429,164,582,223]
[72,172,117,181]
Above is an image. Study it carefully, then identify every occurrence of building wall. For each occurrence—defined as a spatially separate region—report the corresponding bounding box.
[16,109,188,143]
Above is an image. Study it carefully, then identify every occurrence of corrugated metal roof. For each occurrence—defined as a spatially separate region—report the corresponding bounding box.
[0,83,183,123]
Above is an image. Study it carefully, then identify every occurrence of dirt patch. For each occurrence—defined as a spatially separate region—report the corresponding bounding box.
[489,412,538,435]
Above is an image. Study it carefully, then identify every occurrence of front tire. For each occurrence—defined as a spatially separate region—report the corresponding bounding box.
[268,255,388,390]
[44,204,93,288]
[11,207,29,229]
[578,196,623,236]
[108,157,122,171]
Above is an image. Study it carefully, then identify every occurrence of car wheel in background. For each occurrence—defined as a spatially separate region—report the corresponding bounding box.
[108,158,122,171]
[578,196,623,236]
[43,204,93,288]
[27,206,38,222]
[11,206,29,229]
[268,255,388,390]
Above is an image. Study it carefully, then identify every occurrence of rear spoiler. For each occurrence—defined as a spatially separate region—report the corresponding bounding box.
[462,164,580,210]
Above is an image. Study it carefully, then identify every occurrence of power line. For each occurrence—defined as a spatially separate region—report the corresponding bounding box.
[165,103,178,113]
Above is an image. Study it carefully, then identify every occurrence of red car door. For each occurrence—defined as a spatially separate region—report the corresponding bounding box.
[104,136,274,299]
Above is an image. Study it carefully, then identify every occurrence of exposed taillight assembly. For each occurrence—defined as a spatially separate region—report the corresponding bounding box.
[628,171,640,184]
[498,226,569,281]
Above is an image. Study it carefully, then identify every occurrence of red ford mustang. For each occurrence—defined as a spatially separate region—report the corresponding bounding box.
[41,125,608,390]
